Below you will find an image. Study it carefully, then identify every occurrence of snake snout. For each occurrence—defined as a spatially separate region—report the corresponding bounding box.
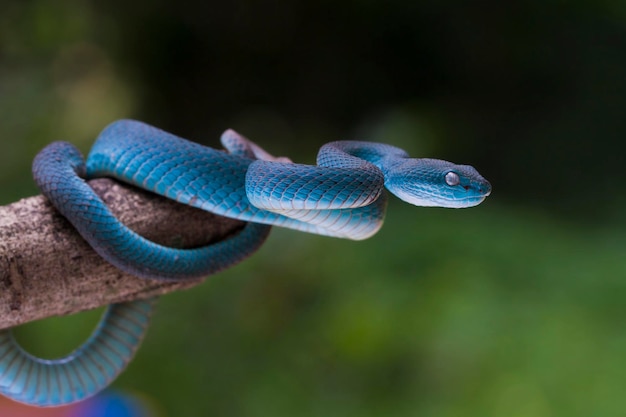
[474,184,490,196]
[479,180,492,196]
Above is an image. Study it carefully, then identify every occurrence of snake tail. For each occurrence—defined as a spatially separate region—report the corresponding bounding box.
[0,299,154,407]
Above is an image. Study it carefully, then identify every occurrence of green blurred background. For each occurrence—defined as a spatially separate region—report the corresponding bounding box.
[2,0,626,416]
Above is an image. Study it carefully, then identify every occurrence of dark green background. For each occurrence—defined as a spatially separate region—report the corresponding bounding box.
[2,1,626,416]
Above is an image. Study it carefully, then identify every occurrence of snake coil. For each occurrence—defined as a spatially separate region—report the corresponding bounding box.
[0,120,491,406]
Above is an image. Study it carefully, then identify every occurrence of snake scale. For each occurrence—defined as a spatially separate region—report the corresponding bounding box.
[0,120,491,406]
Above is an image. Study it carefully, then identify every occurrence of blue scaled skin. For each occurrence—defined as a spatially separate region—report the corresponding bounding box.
[0,120,491,407]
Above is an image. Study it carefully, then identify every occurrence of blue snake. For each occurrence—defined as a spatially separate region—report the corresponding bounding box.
[0,120,491,406]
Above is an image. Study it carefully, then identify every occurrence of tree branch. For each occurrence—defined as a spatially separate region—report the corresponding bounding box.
[0,178,249,330]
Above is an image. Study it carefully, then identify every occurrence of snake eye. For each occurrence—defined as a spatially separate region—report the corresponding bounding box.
[445,171,460,186]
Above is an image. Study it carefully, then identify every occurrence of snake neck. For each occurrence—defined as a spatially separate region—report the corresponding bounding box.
[317,141,410,170]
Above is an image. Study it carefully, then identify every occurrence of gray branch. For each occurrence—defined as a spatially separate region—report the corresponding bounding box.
[0,179,249,330]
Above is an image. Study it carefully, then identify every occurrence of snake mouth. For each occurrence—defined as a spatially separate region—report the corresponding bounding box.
[458,196,487,207]
[458,189,490,201]
[452,190,490,207]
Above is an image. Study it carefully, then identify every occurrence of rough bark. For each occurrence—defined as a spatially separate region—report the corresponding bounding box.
[0,178,248,330]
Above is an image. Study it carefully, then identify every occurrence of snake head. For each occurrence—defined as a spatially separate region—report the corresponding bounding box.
[384,158,492,208]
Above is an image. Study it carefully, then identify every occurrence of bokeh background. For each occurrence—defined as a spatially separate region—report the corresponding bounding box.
[2,1,626,416]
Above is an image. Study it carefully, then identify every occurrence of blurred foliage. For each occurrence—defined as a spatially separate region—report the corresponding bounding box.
[2,0,626,416]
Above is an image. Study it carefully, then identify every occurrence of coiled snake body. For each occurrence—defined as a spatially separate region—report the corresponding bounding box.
[0,120,491,406]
